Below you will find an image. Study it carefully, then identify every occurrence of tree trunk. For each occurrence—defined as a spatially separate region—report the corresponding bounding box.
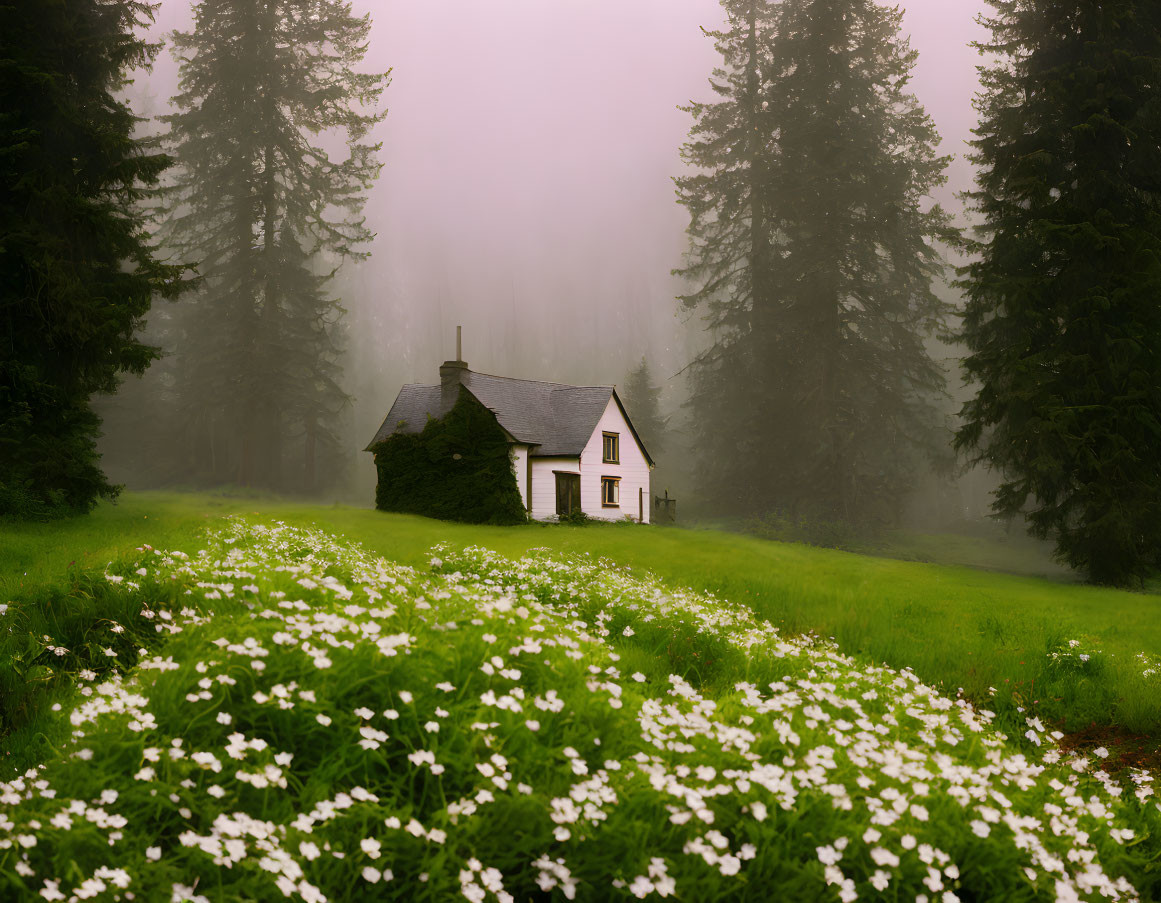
[304,416,317,493]
[259,0,281,490]
[747,1,767,336]
[238,425,255,487]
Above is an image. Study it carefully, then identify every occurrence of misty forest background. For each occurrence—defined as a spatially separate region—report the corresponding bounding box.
[4,0,1161,586]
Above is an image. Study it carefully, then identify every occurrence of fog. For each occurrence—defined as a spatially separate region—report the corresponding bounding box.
[120,0,993,510]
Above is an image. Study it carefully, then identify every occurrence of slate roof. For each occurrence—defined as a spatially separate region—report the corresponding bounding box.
[368,385,449,442]
[367,368,653,463]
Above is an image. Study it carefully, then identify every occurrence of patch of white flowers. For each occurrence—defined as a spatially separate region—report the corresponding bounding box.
[1048,638,1104,671]
[1136,652,1160,680]
[0,522,1156,903]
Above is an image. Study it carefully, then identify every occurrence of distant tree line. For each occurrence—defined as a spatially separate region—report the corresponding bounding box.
[4,0,1161,586]
[619,358,667,462]
[677,0,954,530]
[677,0,1161,585]
[956,1,1161,586]
[109,0,389,493]
[1,0,388,513]
[0,0,190,518]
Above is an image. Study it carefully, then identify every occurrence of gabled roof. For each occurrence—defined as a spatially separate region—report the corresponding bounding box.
[366,368,654,465]
[369,385,449,441]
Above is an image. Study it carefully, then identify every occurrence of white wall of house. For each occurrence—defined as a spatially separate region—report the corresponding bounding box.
[530,457,576,521]
[509,444,531,512]
[527,398,652,523]
[579,397,651,523]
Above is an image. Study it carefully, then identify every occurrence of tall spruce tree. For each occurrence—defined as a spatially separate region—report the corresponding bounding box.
[0,0,187,517]
[620,358,667,458]
[956,2,1161,585]
[677,0,954,523]
[162,0,388,489]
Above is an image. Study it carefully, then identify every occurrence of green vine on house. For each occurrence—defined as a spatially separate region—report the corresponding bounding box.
[370,389,527,525]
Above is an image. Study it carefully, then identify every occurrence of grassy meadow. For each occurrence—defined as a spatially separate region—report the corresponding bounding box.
[5,491,1161,761]
[1,512,1159,901]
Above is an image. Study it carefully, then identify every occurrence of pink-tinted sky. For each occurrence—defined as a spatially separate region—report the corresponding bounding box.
[143,0,992,420]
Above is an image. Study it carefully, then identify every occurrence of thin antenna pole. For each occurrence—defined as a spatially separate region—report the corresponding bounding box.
[457,325,462,362]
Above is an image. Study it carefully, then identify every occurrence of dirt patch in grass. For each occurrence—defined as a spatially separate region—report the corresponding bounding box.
[1057,721,1161,772]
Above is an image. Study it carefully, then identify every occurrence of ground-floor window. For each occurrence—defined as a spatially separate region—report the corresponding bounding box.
[601,476,620,507]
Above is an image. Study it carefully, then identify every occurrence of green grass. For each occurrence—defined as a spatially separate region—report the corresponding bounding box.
[0,490,281,602]
[852,526,1078,582]
[722,512,1081,582]
[2,519,1157,902]
[4,491,1161,753]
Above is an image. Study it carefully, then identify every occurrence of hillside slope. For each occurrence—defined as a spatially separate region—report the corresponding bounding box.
[1,520,1157,901]
[4,492,1161,753]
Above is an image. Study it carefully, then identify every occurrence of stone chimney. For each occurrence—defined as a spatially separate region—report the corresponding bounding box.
[440,325,468,404]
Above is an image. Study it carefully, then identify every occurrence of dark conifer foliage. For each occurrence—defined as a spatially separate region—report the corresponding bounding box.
[161,0,388,490]
[0,0,188,517]
[677,0,954,524]
[956,2,1161,585]
[620,358,667,459]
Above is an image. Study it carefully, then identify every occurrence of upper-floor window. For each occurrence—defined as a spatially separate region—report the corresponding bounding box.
[602,432,620,464]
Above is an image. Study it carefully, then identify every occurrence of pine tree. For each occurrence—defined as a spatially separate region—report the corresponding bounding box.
[620,358,667,459]
[677,0,954,523]
[161,0,388,489]
[956,2,1161,585]
[0,0,188,517]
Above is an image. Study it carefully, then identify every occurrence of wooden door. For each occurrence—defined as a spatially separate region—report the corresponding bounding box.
[555,472,581,516]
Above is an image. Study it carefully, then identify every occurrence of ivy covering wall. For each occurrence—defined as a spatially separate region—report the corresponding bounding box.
[371,389,527,525]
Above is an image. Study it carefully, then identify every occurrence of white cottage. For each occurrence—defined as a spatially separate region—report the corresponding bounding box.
[368,356,655,522]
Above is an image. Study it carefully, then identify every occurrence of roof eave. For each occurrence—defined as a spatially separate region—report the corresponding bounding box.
[610,388,656,468]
